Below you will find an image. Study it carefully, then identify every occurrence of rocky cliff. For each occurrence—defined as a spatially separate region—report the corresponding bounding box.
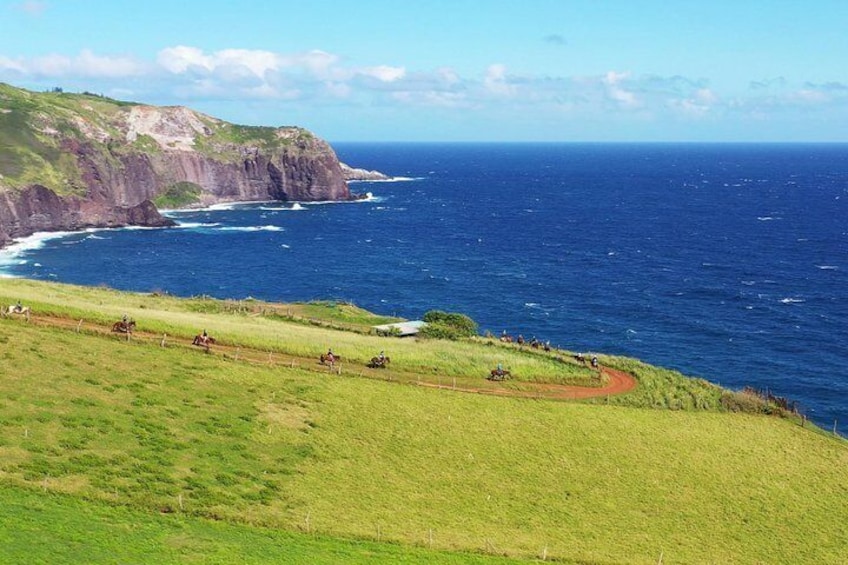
[0,83,356,247]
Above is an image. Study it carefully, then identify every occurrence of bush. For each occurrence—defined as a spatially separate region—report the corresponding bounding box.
[420,310,477,340]
[719,389,792,417]
[153,181,202,209]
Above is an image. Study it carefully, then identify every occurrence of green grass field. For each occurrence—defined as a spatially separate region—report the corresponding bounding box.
[0,279,846,564]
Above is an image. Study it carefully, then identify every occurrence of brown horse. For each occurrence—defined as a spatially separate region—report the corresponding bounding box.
[488,368,511,381]
[368,356,390,368]
[320,353,340,366]
[192,334,215,346]
[112,320,136,333]
[192,334,216,350]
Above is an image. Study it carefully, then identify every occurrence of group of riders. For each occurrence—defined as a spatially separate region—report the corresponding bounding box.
[492,330,601,378]
[320,348,389,369]
[500,330,551,352]
[8,301,596,378]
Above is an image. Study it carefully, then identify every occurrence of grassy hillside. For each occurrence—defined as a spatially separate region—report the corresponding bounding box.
[0,279,846,564]
[0,485,522,564]
[0,84,103,194]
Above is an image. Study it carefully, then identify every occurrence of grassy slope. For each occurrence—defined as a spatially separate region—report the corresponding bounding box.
[0,279,846,564]
[0,486,521,565]
[0,84,126,193]
[0,279,603,387]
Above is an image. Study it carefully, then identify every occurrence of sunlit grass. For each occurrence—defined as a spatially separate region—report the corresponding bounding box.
[0,278,846,563]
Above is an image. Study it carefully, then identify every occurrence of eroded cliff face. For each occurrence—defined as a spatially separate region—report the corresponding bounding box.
[0,85,352,247]
[0,184,173,247]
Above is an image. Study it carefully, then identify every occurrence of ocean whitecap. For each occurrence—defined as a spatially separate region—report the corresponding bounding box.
[176,222,221,229]
[218,225,284,232]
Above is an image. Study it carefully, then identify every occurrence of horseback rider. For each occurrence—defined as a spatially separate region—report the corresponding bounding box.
[14,300,22,313]
[326,348,335,363]
[496,362,504,376]
[201,329,209,344]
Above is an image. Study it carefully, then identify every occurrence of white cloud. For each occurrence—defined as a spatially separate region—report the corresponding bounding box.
[669,88,719,118]
[603,71,639,108]
[359,65,406,82]
[0,44,845,138]
[157,46,214,74]
[484,64,516,96]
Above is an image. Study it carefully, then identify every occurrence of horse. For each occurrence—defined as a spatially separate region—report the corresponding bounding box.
[4,304,31,320]
[192,334,216,351]
[112,320,136,333]
[488,368,511,381]
[499,335,513,343]
[320,353,340,366]
[368,356,390,368]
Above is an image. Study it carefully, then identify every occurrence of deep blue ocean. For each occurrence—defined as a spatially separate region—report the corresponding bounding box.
[2,143,846,428]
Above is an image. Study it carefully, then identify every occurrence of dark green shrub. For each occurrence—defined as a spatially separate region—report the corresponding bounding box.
[153,181,202,209]
[420,310,478,340]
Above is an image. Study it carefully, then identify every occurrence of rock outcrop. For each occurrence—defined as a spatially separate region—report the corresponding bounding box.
[0,83,356,247]
[340,162,392,182]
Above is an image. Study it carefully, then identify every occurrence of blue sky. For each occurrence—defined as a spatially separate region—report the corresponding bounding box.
[1,0,846,141]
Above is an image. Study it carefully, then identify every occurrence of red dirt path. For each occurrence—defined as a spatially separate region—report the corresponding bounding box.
[12,313,637,401]
[417,366,636,400]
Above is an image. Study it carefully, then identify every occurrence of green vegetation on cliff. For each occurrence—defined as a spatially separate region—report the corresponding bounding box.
[0,84,130,194]
[0,83,318,194]
[0,279,845,564]
[193,118,316,162]
[153,181,202,209]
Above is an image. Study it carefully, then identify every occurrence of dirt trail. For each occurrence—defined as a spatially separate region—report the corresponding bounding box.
[12,313,637,401]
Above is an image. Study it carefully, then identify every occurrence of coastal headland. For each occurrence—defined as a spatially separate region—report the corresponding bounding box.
[0,83,376,247]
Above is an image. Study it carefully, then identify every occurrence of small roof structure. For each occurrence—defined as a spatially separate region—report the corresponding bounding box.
[373,320,426,337]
